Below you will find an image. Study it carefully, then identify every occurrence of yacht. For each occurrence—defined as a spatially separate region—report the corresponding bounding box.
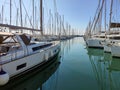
[111,42,120,57]
[0,32,60,85]
[86,34,105,49]
[103,34,120,53]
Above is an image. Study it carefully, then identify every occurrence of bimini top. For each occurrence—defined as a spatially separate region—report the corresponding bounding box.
[0,32,31,45]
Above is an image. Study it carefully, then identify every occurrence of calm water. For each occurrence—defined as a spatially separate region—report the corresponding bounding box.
[0,37,120,90]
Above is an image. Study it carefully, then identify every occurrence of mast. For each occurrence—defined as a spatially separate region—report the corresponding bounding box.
[2,5,4,23]
[9,0,12,32]
[69,25,71,36]
[62,15,66,36]
[33,0,34,29]
[104,0,106,32]
[108,0,113,33]
[59,15,62,38]
[0,14,1,23]
[35,6,37,29]
[56,12,59,35]
[66,23,68,35]
[92,0,105,34]
[51,13,54,35]
[19,0,23,33]
[40,0,43,35]
[54,0,57,35]
[16,8,19,26]
[49,9,52,35]
[10,0,12,25]
[104,0,107,38]
[89,0,101,36]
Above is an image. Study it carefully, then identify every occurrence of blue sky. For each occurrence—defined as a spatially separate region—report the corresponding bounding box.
[45,0,99,33]
[0,0,99,34]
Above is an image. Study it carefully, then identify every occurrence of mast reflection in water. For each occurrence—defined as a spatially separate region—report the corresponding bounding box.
[0,54,61,90]
[86,47,120,90]
[0,37,120,90]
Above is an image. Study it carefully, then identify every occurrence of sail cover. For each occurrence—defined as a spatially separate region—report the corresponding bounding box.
[110,22,120,28]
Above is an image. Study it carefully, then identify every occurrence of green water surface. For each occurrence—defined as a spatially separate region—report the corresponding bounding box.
[0,37,120,90]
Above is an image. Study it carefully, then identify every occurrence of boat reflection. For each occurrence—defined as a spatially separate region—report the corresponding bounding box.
[0,54,61,90]
[60,39,74,60]
[108,58,120,72]
[86,47,120,90]
[86,47,104,56]
[61,37,83,60]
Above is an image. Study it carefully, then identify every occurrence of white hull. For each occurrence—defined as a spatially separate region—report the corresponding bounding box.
[1,43,60,78]
[111,45,120,57]
[103,40,112,53]
[104,45,111,53]
[104,40,120,53]
[86,38,104,48]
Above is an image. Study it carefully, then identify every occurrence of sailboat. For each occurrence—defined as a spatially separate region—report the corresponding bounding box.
[0,0,60,85]
[0,54,60,90]
[85,0,106,49]
[103,0,120,54]
[102,0,120,53]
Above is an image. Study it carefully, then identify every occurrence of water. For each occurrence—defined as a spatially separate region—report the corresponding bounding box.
[0,37,120,90]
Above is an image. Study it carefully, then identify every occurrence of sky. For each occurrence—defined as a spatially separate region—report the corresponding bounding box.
[45,0,99,33]
[57,0,98,30]
[0,0,99,34]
